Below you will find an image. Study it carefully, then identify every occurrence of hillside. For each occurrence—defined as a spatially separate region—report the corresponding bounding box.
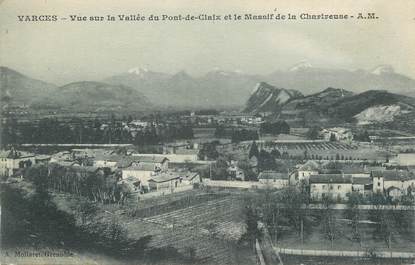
[244,82,303,113]
[244,83,415,124]
[283,87,354,114]
[32,81,151,112]
[328,90,415,121]
[0,66,56,108]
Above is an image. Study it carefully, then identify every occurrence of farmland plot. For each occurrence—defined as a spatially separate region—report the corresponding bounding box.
[265,142,388,161]
[114,194,251,265]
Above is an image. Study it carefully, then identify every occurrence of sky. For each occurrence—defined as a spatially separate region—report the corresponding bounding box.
[0,0,414,85]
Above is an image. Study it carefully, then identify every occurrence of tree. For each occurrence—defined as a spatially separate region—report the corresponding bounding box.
[240,206,262,250]
[232,129,258,143]
[270,149,281,159]
[368,194,394,248]
[76,200,98,225]
[321,195,337,248]
[238,159,257,181]
[198,142,219,160]
[210,157,229,180]
[345,192,364,246]
[260,121,290,135]
[354,130,371,142]
[249,141,259,159]
[306,126,320,140]
[278,187,310,242]
[258,150,277,171]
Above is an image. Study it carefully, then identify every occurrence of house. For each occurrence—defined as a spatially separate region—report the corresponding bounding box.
[351,176,372,196]
[227,161,245,180]
[148,172,183,191]
[0,149,36,177]
[121,163,161,189]
[148,170,201,191]
[131,155,169,171]
[309,174,353,201]
[258,171,289,188]
[163,142,199,155]
[181,171,201,185]
[134,152,198,163]
[371,170,415,198]
[391,153,415,166]
[321,127,353,142]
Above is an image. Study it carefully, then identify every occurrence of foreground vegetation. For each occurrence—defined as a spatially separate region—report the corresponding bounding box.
[245,187,415,253]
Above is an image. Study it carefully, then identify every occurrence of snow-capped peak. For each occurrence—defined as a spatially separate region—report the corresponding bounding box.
[371,65,395,75]
[128,67,149,76]
[288,61,313,72]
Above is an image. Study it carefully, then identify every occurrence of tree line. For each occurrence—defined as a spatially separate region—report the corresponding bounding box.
[1,117,193,146]
[24,164,131,204]
[245,187,415,250]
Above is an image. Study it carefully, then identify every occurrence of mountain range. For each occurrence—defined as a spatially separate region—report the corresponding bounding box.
[244,82,415,125]
[0,67,150,112]
[32,81,150,112]
[104,63,415,108]
[1,63,415,112]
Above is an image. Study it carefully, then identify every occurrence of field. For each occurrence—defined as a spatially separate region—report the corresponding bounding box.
[55,189,254,265]
[263,141,389,161]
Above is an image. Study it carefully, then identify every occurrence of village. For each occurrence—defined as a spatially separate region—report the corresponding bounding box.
[2,120,415,204]
[3,114,415,265]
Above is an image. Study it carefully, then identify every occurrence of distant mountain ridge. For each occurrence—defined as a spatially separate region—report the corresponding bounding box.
[0,67,151,112]
[32,81,151,112]
[0,66,56,108]
[104,68,261,108]
[265,64,415,97]
[105,64,415,108]
[244,82,415,124]
[2,64,415,111]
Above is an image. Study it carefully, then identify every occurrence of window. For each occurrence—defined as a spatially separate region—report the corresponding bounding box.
[378,182,381,186]
[322,185,326,189]
[338,185,341,190]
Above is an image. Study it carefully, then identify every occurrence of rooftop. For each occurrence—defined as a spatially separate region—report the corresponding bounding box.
[132,155,169,163]
[258,171,289,180]
[124,163,157,171]
[149,172,182,183]
[352,177,372,185]
[371,170,414,181]
[309,174,352,184]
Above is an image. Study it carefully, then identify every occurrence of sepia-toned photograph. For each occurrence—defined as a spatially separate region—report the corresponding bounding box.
[1,0,415,264]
